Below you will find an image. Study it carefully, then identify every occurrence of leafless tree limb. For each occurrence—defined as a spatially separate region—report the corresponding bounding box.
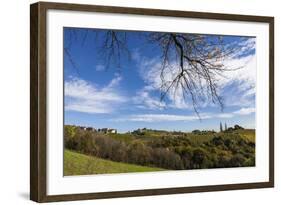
[64,28,252,117]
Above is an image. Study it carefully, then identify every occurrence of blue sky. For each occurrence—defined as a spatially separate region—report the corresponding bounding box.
[64,27,256,133]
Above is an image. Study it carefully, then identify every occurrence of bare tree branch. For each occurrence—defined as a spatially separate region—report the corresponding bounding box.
[64,28,252,117]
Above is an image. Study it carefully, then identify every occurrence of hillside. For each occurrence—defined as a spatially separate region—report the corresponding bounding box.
[64,125,255,174]
[64,149,165,176]
[235,129,255,142]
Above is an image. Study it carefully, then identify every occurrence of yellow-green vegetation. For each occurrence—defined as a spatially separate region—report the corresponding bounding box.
[235,129,255,142]
[64,125,255,175]
[64,149,165,176]
[107,133,135,143]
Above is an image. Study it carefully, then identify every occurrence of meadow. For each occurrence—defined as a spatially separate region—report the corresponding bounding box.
[64,149,165,175]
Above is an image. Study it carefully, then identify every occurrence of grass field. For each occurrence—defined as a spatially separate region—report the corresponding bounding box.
[64,149,165,176]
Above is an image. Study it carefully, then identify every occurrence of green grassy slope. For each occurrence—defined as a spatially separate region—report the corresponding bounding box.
[64,149,165,176]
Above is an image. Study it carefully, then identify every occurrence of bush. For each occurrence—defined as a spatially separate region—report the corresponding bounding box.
[192,148,208,168]
[151,148,183,169]
[229,154,246,167]
[127,141,152,165]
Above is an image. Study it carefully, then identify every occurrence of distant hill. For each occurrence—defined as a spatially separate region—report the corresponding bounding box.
[64,149,165,176]
[108,128,255,145]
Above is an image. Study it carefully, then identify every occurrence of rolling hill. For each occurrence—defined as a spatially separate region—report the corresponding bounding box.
[64,149,165,176]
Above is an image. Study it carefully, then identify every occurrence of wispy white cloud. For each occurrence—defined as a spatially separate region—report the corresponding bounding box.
[209,39,256,107]
[113,107,255,122]
[95,64,105,71]
[132,86,166,110]
[133,54,192,110]
[216,113,234,118]
[65,75,126,114]
[132,38,256,111]
[113,114,209,122]
[230,38,256,58]
[233,107,255,115]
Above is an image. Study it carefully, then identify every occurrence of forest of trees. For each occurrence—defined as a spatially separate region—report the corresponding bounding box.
[64,125,255,170]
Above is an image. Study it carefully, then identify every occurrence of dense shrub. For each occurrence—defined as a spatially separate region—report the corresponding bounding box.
[127,141,152,165]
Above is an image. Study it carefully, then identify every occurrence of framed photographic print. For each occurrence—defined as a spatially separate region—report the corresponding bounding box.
[30,1,274,202]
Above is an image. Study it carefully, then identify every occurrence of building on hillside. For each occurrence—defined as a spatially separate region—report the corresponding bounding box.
[108,129,117,134]
[86,127,96,132]
[134,128,147,133]
[77,126,97,132]
[98,128,117,134]
[98,128,108,133]
[78,126,87,131]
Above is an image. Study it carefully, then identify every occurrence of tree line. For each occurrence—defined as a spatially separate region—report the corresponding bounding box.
[64,125,255,170]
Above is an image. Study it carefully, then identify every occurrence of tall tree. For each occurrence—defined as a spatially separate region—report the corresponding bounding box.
[220,122,223,132]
